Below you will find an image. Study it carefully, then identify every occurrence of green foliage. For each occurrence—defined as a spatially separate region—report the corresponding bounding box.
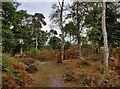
[82,43,96,53]
[2,2,48,54]
[6,67,14,76]
[106,2,120,47]
[2,29,17,53]
[2,53,34,88]
[63,22,76,39]
[30,48,39,56]
[50,29,58,36]
[48,36,61,49]
[25,48,39,57]
[40,46,54,51]
[2,54,17,76]
[80,65,86,69]
[2,54,11,68]
[64,42,72,50]
[2,2,24,54]
[38,30,50,48]
[85,2,120,49]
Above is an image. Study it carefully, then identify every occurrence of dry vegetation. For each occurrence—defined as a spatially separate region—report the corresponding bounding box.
[2,54,34,88]
[1,49,120,88]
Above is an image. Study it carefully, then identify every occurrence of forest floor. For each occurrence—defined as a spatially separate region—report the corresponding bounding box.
[31,59,83,87]
[31,60,66,87]
[31,58,120,87]
[2,50,120,88]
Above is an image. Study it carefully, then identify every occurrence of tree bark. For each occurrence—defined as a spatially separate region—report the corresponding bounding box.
[61,30,65,61]
[20,47,23,55]
[57,47,62,63]
[70,33,72,43]
[102,1,109,67]
[76,2,83,60]
[77,36,83,60]
[57,0,64,63]
[35,33,38,50]
[79,42,83,59]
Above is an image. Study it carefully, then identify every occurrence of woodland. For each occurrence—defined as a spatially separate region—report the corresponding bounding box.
[1,0,120,88]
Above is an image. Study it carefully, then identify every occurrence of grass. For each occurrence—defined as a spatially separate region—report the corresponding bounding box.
[31,61,49,87]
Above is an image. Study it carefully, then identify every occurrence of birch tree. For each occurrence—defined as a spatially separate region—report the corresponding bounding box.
[50,0,65,63]
[59,0,65,63]
[66,2,89,60]
[102,1,109,67]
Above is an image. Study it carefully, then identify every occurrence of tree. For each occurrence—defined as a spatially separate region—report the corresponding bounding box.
[31,13,46,50]
[87,27,103,54]
[63,22,76,44]
[59,0,65,63]
[50,0,65,63]
[66,2,89,60]
[2,2,47,54]
[50,29,58,37]
[102,1,109,67]
[2,2,20,54]
[16,10,29,54]
[38,30,50,48]
[85,2,120,54]
[85,2,103,54]
[48,36,61,49]
[106,2,120,49]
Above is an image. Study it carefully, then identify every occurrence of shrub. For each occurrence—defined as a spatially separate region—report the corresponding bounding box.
[25,65,38,73]
[80,60,90,66]
[64,49,79,60]
[2,53,34,88]
[115,65,120,75]
[2,54,11,68]
[25,48,40,58]
[63,71,74,82]
[83,78,91,85]
[30,48,38,56]
[38,51,53,61]
[21,58,35,66]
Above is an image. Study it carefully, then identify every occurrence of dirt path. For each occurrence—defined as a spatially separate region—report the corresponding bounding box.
[32,61,65,87]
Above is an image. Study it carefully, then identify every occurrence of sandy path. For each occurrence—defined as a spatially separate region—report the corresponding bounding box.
[32,61,64,87]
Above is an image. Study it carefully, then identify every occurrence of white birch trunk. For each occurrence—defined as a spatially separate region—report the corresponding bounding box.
[57,0,64,63]
[35,35,38,50]
[102,1,109,67]
[20,47,23,55]
[79,42,83,60]
[61,30,65,60]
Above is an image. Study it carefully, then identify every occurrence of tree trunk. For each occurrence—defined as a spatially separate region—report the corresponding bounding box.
[102,1,109,67]
[95,42,99,54]
[80,42,83,59]
[70,33,72,43]
[35,34,38,50]
[76,2,83,60]
[19,39,23,55]
[57,47,62,63]
[78,37,83,60]
[61,31,65,61]
[20,47,23,55]
[57,0,64,63]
